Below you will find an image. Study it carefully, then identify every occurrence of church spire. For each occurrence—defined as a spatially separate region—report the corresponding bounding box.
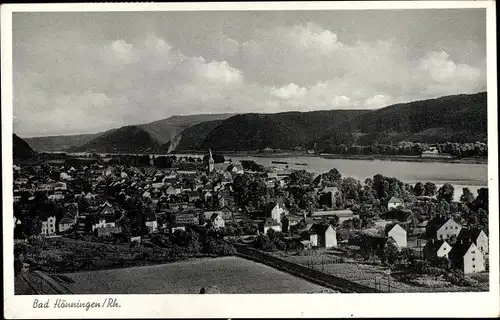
[208,148,215,173]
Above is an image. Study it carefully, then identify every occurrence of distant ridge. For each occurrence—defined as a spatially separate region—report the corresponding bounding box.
[318,91,487,148]
[200,110,371,151]
[21,92,487,153]
[72,126,163,153]
[24,113,235,152]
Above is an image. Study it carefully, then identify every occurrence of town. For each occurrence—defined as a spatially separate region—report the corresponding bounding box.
[14,149,489,293]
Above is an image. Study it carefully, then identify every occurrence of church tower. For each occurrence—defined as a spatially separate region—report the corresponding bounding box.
[208,149,215,173]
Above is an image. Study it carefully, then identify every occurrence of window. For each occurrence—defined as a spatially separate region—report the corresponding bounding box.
[472,258,475,261]
[443,247,447,251]
[471,251,475,254]
[440,235,443,239]
[473,265,476,268]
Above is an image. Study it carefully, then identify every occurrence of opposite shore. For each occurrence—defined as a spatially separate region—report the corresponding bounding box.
[170,150,488,165]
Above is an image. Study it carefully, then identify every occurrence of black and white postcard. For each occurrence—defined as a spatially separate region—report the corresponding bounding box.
[2,1,498,318]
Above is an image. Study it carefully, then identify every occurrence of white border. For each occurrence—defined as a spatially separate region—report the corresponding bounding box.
[2,2,498,318]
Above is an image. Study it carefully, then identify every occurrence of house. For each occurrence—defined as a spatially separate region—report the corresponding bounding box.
[270,199,288,221]
[96,226,122,238]
[426,216,462,241]
[92,217,116,231]
[386,224,407,248]
[187,191,201,203]
[144,211,158,233]
[166,185,181,195]
[281,215,302,232]
[175,210,200,225]
[301,228,318,247]
[311,223,337,248]
[319,186,338,208]
[162,170,178,182]
[228,163,244,175]
[387,196,403,210]
[58,217,76,233]
[84,192,95,200]
[210,213,225,229]
[76,217,88,233]
[421,147,439,158]
[457,228,489,254]
[262,217,282,234]
[169,224,186,234]
[54,181,68,190]
[449,241,485,274]
[423,239,452,261]
[298,240,313,250]
[63,202,79,218]
[311,209,356,223]
[60,172,72,181]
[41,216,56,236]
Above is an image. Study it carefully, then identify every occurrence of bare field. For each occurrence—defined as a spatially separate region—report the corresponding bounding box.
[271,251,489,293]
[59,256,333,294]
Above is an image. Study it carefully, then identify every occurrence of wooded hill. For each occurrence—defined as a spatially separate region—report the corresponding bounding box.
[20,92,487,153]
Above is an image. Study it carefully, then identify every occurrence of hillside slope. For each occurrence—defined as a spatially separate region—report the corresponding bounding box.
[13,134,37,160]
[25,113,235,152]
[73,126,163,153]
[325,91,487,146]
[174,119,225,151]
[200,110,370,151]
[138,113,235,144]
[24,133,100,152]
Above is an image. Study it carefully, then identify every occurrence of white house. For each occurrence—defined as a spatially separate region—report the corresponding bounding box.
[92,218,116,231]
[387,197,403,210]
[435,218,462,241]
[270,200,288,222]
[58,216,76,233]
[311,224,337,248]
[386,224,407,248]
[41,216,57,236]
[457,228,489,254]
[263,217,282,234]
[450,242,485,274]
[423,239,452,260]
[210,213,225,229]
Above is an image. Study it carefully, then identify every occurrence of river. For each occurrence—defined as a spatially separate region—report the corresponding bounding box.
[205,154,487,201]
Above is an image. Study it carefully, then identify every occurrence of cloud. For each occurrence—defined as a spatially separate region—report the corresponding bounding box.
[271,83,308,99]
[13,20,486,137]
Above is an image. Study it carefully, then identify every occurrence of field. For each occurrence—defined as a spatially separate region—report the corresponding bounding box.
[58,257,334,294]
[270,250,489,293]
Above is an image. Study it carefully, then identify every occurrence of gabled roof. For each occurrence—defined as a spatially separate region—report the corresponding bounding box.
[311,223,333,235]
[59,217,75,224]
[388,196,402,204]
[427,216,459,231]
[449,241,475,262]
[264,217,281,227]
[424,239,448,253]
[457,227,487,242]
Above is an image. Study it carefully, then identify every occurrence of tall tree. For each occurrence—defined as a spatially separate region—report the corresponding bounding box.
[413,182,424,197]
[424,182,437,197]
[460,187,475,206]
[437,183,455,203]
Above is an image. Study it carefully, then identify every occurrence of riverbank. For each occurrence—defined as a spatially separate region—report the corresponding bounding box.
[174,150,487,164]
[319,154,488,165]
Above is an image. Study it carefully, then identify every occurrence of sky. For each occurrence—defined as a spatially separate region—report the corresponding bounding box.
[12,9,487,137]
